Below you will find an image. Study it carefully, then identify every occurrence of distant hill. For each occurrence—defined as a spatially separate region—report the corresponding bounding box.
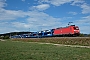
[0,32,32,37]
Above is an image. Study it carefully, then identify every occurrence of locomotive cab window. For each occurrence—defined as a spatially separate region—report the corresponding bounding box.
[73,27,79,30]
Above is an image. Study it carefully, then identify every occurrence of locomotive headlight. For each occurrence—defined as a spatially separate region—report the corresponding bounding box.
[74,30,76,31]
[74,30,79,32]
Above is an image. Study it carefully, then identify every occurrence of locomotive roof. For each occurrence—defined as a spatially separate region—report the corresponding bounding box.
[56,25,76,29]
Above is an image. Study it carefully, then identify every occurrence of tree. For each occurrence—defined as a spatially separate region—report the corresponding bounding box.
[88,34,90,37]
[3,35,10,39]
[79,33,84,37]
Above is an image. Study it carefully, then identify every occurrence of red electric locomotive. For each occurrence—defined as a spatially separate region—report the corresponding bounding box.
[53,25,80,36]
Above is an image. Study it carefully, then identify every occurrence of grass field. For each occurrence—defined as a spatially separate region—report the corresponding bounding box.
[0,40,90,60]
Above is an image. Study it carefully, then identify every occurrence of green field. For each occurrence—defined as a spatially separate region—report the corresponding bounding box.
[0,40,90,60]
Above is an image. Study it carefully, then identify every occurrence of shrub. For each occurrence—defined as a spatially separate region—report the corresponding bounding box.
[79,33,84,37]
[3,35,10,39]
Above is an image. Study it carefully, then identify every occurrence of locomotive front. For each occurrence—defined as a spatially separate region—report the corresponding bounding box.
[73,26,80,36]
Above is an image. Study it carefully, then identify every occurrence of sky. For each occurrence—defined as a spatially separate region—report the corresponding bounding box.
[0,0,90,34]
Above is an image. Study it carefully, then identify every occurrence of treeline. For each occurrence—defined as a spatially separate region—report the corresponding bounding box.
[0,32,31,39]
[79,33,90,37]
[0,35,10,39]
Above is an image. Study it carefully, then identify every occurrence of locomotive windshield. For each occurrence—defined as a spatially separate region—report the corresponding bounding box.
[74,27,79,30]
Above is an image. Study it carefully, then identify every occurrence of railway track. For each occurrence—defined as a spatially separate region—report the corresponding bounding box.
[12,37,90,39]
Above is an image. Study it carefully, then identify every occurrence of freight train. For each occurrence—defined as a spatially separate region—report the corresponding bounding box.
[11,24,80,38]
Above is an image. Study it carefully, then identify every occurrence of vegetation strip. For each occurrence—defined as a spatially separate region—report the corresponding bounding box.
[13,41,90,48]
[0,39,5,41]
[35,42,90,48]
[12,37,90,46]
